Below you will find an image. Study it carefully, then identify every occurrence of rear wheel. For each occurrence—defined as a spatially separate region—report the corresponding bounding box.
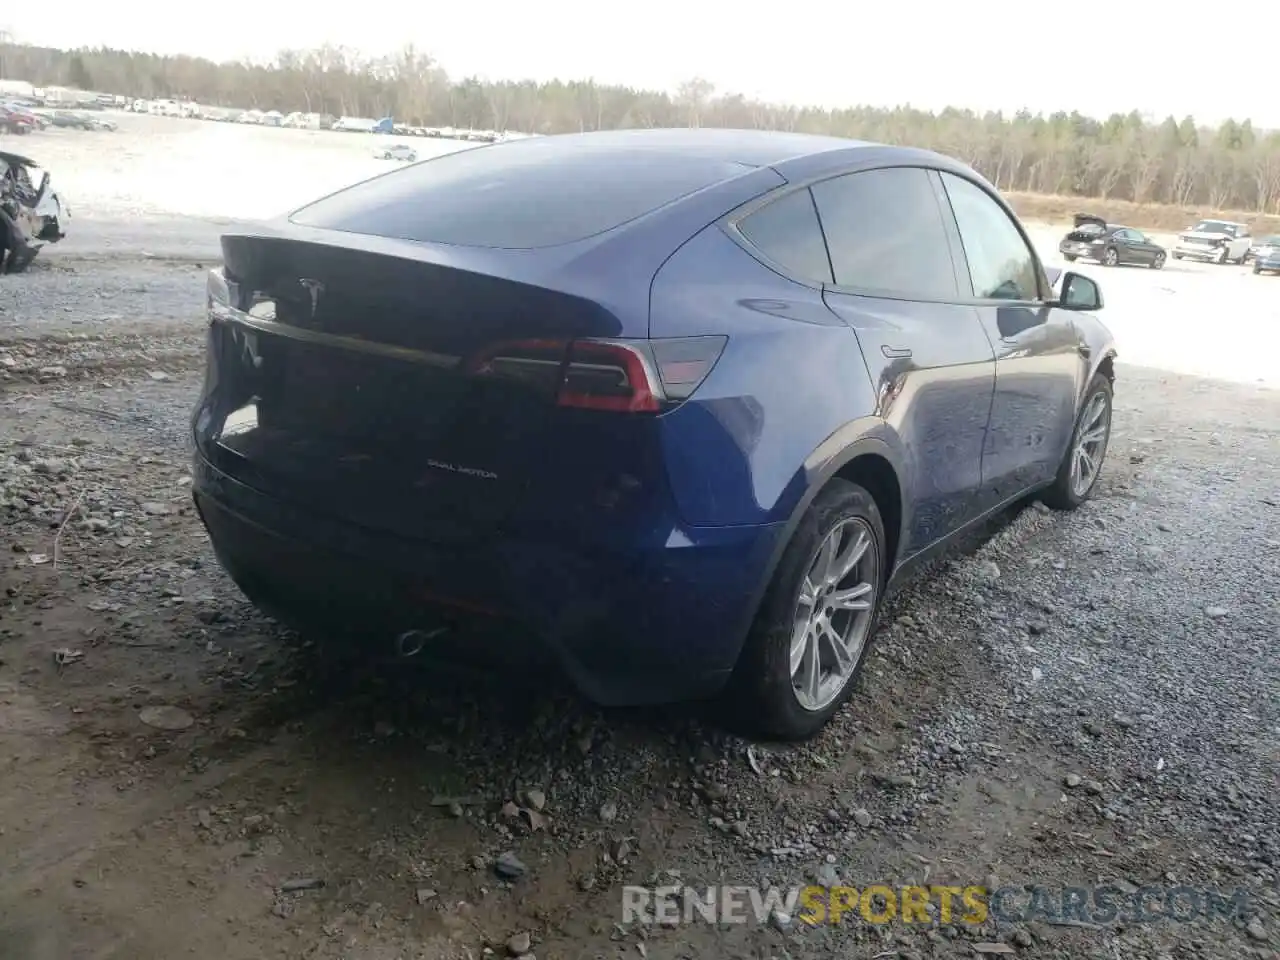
[1063,254,1078,262]
[1103,247,1119,266]
[1042,373,1113,511]
[729,479,885,740]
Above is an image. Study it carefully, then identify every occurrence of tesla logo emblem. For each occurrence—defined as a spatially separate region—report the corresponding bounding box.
[298,278,324,318]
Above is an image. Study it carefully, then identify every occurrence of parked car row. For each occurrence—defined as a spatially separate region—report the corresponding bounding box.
[1059,214,1279,276]
[1,99,117,135]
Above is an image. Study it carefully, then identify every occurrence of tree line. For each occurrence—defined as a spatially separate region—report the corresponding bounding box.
[3,38,1280,213]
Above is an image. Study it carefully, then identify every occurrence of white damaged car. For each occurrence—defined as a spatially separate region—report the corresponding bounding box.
[1172,219,1251,265]
[1,149,69,274]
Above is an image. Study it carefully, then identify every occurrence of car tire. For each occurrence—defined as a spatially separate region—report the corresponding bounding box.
[1041,372,1113,511]
[1152,253,1165,269]
[728,478,886,741]
[1102,247,1119,266]
[1254,263,1262,275]
[1173,252,1183,260]
[1216,249,1228,264]
[1063,254,1078,262]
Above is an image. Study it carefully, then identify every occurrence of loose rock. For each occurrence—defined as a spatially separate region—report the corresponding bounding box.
[494,851,527,880]
[506,931,532,955]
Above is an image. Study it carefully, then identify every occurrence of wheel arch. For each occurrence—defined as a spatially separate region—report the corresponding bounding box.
[730,434,908,668]
[1094,349,1117,386]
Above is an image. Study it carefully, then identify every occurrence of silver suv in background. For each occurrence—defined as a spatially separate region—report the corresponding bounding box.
[1172,219,1251,264]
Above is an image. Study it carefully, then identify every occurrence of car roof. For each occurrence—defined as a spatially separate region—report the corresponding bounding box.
[463,128,978,190]
[483,127,888,170]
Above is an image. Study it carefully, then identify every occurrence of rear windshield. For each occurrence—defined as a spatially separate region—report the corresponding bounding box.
[290,140,749,249]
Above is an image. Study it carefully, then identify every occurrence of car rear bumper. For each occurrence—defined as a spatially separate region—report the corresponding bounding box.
[192,451,783,706]
[1059,241,1100,258]
[1173,243,1226,259]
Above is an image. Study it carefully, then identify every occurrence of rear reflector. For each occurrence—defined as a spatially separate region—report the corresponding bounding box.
[466,336,726,412]
[650,336,728,400]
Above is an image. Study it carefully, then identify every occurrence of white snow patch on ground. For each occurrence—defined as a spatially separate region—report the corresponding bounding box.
[1025,224,1280,389]
[25,111,476,221]
[18,113,1279,388]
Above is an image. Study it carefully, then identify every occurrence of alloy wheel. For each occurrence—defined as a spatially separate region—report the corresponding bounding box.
[1070,390,1111,497]
[1153,254,1165,269]
[789,518,879,712]
[1104,248,1118,266]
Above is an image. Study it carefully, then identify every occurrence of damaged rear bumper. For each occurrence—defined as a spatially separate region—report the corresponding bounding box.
[191,452,783,707]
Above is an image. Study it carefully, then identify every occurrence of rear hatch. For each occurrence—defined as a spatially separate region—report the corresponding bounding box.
[201,232,676,546]
[196,138,749,547]
[1066,213,1107,243]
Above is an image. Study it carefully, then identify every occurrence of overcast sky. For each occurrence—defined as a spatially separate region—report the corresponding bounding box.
[4,2,1278,128]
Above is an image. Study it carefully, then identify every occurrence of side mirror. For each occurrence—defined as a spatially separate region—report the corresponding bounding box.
[1057,272,1103,311]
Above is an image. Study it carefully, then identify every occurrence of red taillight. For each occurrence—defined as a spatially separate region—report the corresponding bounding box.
[466,336,726,413]
[558,340,659,413]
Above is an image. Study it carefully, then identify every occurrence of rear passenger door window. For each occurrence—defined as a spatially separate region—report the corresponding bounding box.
[736,188,833,284]
[809,167,958,300]
[939,173,1042,301]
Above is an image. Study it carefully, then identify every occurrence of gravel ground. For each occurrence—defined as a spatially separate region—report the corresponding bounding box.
[0,117,1277,960]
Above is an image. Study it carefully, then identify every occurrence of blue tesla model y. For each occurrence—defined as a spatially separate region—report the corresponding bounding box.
[192,128,1115,739]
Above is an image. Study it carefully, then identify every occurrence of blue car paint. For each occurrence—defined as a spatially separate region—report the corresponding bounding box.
[190,129,1114,707]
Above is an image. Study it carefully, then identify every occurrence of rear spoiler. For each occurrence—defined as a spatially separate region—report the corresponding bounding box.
[1073,213,1107,229]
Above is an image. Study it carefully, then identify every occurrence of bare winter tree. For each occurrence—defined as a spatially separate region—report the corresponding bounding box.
[3,39,1280,214]
[676,77,714,128]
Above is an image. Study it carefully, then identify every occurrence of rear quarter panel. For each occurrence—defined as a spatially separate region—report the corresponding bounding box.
[649,225,885,527]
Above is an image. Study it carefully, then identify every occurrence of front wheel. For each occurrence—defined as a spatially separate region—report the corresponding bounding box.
[728,479,886,740]
[1063,254,1078,262]
[1102,247,1119,266]
[1152,253,1166,270]
[1254,263,1262,275]
[1216,248,1229,264]
[1041,373,1113,511]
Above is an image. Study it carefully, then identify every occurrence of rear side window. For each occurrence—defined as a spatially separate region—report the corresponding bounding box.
[291,141,750,249]
[736,188,833,283]
[809,167,958,299]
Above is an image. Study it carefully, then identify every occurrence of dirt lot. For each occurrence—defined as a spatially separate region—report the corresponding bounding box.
[1,116,1278,960]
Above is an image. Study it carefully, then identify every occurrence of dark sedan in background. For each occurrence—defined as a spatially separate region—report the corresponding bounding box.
[1246,234,1280,264]
[1059,213,1167,268]
[1252,248,1280,275]
[193,130,1116,739]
